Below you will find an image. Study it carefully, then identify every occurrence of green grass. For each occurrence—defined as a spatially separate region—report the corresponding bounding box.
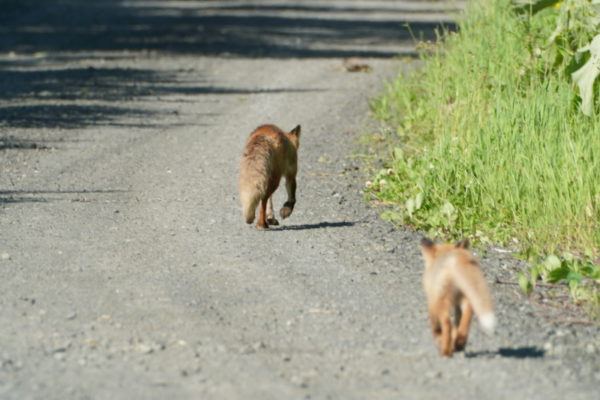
[369,0,599,315]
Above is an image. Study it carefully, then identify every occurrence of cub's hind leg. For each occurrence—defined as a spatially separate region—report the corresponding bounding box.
[438,299,454,357]
[454,297,473,352]
[430,297,454,357]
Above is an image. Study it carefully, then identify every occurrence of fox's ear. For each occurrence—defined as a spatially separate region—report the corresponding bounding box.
[455,239,470,249]
[420,237,434,249]
[290,125,301,137]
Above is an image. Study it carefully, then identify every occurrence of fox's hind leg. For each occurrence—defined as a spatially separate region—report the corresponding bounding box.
[258,183,278,229]
[429,309,442,348]
[280,175,296,219]
[432,297,454,356]
[266,196,279,226]
[429,302,452,356]
[454,297,473,352]
[257,198,269,229]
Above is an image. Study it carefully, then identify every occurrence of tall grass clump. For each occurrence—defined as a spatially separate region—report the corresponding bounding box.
[369,0,599,314]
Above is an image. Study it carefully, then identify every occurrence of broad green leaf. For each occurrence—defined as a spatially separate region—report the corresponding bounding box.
[547,265,570,283]
[566,271,584,284]
[543,254,562,270]
[580,266,595,277]
[572,34,600,116]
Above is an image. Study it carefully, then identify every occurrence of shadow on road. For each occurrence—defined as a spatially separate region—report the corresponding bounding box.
[0,0,455,130]
[0,189,129,204]
[0,0,456,58]
[0,65,324,130]
[274,221,357,231]
[0,104,158,129]
[466,346,546,359]
[0,135,51,150]
[0,66,326,103]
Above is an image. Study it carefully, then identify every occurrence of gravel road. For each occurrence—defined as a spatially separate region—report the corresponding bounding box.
[0,1,598,399]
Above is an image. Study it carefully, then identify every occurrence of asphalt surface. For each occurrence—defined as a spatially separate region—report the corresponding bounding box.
[0,1,598,399]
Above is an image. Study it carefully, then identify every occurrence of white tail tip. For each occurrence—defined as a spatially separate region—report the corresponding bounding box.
[479,313,496,335]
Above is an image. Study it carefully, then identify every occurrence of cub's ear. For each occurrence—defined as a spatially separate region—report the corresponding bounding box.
[455,239,470,249]
[290,125,301,137]
[420,237,434,249]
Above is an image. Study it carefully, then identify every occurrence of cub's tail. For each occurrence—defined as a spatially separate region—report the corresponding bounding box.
[450,262,496,335]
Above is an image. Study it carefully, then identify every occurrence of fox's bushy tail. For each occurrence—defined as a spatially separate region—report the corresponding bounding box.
[239,156,269,224]
[239,182,263,224]
[450,263,496,334]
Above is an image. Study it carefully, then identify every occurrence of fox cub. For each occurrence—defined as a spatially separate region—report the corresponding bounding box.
[420,238,496,356]
[239,124,301,229]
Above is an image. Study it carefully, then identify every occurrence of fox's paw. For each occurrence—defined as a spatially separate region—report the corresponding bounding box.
[266,217,279,226]
[440,348,453,357]
[280,201,295,219]
[454,336,467,352]
[279,206,293,219]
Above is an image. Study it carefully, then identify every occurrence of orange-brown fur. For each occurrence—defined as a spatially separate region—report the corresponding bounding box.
[239,124,301,229]
[420,238,496,357]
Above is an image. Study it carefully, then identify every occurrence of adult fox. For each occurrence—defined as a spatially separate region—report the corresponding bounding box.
[420,238,496,356]
[239,124,301,229]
